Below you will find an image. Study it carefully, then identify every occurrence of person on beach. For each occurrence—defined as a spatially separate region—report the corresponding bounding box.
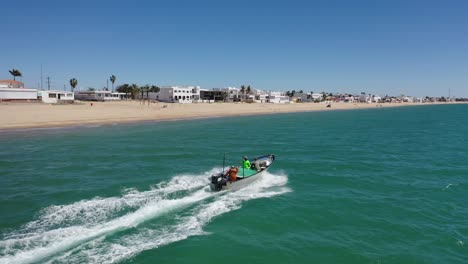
[243,156,251,169]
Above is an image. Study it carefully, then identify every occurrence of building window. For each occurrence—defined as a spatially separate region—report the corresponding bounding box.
[48,93,56,98]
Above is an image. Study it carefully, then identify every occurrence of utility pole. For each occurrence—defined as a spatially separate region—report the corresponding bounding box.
[40,64,43,90]
[47,76,51,90]
[107,79,109,91]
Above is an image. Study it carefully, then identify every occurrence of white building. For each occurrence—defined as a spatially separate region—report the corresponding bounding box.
[107,92,127,100]
[373,96,382,103]
[0,80,38,101]
[251,89,268,103]
[267,91,289,103]
[147,86,200,103]
[75,90,126,101]
[39,90,74,104]
[311,93,324,101]
[345,95,355,103]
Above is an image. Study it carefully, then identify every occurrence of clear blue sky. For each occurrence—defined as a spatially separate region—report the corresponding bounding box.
[2,0,467,97]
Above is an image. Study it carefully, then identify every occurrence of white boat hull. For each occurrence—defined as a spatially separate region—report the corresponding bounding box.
[221,170,264,191]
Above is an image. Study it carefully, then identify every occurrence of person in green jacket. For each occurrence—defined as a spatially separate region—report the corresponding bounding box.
[243,156,251,169]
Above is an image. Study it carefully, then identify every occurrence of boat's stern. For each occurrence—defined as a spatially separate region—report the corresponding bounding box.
[209,172,225,191]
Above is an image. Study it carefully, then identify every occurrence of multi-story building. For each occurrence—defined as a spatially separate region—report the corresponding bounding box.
[212,87,240,101]
[267,91,289,103]
[147,86,200,103]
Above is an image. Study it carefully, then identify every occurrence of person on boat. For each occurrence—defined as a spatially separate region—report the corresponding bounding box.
[226,166,239,182]
[243,156,251,169]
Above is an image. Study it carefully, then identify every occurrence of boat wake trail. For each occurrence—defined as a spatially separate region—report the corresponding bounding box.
[0,169,290,264]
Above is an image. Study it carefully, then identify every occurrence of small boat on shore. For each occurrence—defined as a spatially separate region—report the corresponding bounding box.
[209,154,276,192]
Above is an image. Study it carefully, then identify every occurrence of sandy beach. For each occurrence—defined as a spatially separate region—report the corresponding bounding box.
[0,101,460,130]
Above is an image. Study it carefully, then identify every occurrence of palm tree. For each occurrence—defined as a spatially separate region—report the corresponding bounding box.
[131,84,139,99]
[9,69,22,81]
[117,83,131,99]
[246,85,251,99]
[139,84,150,104]
[240,85,246,101]
[149,85,160,93]
[69,78,78,92]
[110,75,116,92]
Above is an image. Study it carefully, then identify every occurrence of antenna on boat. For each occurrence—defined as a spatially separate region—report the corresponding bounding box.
[222,152,226,174]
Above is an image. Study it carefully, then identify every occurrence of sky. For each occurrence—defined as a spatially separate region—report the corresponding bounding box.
[1,0,468,97]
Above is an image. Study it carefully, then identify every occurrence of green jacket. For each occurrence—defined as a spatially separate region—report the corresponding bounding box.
[243,159,251,169]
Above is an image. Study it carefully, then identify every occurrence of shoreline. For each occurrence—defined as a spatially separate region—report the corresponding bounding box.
[0,101,465,131]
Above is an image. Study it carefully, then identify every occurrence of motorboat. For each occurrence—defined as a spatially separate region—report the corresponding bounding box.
[209,154,275,191]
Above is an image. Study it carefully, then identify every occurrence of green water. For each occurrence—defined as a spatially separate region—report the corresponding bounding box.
[0,104,467,264]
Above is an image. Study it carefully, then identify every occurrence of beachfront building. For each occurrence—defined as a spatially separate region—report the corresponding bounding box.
[0,80,25,88]
[212,87,241,102]
[146,86,200,103]
[251,89,268,103]
[311,93,324,102]
[38,90,74,104]
[359,93,370,103]
[267,91,290,103]
[107,92,127,100]
[0,80,38,101]
[345,95,356,103]
[200,89,226,102]
[290,92,312,103]
[402,96,415,103]
[74,90,127,101]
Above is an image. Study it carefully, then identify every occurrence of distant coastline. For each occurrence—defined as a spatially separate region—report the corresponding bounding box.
[0,101,465,131]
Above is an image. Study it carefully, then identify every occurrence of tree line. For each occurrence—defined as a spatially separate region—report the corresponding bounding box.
[116,84,160,99]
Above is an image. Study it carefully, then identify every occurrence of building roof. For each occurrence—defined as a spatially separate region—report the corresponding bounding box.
[0,80,24,85]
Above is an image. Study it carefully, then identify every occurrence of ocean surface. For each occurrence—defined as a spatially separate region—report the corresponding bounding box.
[0,104,467,264]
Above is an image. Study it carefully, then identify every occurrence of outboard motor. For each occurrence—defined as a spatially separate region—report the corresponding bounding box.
[210,173,225,191]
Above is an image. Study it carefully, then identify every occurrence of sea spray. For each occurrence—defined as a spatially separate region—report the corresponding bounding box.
[0,170,289,264]
[48,171,290,264]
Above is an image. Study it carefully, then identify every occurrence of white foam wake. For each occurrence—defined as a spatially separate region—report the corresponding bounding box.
[0,170,290,264]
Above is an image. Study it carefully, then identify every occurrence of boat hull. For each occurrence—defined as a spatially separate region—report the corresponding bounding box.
[221,170,265,191]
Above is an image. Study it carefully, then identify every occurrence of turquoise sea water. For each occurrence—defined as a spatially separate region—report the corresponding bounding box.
[0,104,467,264]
